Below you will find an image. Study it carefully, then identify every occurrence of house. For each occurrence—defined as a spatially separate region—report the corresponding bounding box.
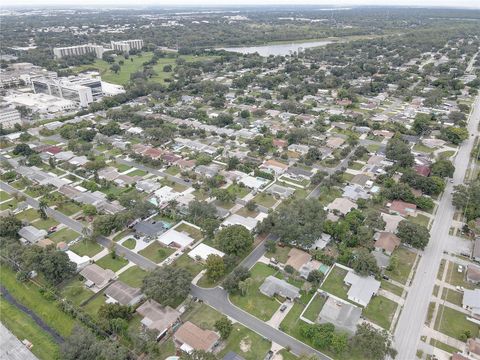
[299,260,323,279]
[134,219,169,237]
[374,232,401,255]
[104,281,144,306]
[286,248,311,271]
[136,299,181,339]
[349,174,370,187]
[467,338,480,360]
[239,175,269,190]
[414,165,430,177]
[136,179,162,193]
[267,184,295,198]
[326,137,345,149]
[260,159,288,175]
[373,251,390,269]
[259,276,300,300]
[221,214,258,232]
[389,200,417,217]
[65,250,90,270]
[153,186,179,207]
[80,264,116,292]
[342,184,370,201]
[158,229,195,249]
[195,164,221,178]
[462,289,480,320]
[285,166,313,180]
[466,265,480,285]
[174,321,220,353]
[381,212,403,233]
[310,233,332,251]
[344,271,380,307]
[326,198,357,216]
[18,225,47,244]
[318,296,362,334]
[473,238,480,262]
[288,144,309,155]
[273,138,287,149]
[188,243,225,262]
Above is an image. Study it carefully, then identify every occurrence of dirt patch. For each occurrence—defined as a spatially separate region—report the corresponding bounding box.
[239,337,252,352]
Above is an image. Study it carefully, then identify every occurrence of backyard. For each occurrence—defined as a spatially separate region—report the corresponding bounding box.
[320,266,349,301]
[138,241,175,263]
[70,240,103,257]
[384,248,417,284]
[363,295,397,330]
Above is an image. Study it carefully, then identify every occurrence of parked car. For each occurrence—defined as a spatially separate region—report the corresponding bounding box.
[458,265,464,273]
[264,351,273,360]
[280,304,288,312]
[382,275,390,280]
[456,286,465,292]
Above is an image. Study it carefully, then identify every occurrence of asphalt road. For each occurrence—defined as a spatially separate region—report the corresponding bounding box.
[393,95,480,359]
[190,285,332,360]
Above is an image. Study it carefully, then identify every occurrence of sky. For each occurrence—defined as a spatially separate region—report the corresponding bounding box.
[1,0,479,8]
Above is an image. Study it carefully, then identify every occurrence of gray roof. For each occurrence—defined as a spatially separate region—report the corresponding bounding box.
[136,299,181,335]
[104,281,144,306]
[344,271,380,306]
[222,352,246,360]
[259,275,300,299]
[462,289,480,314]
[342,185,370,201]
[318,296,362,334]
[473,238,480,259]
[373,251,390,269]
[286,166,313,178]
[80,264,115,288]
[134,220,168,236]
[18,226,47,243]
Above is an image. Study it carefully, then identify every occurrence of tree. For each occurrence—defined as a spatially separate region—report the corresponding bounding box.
[82,204,97,216]
[245,200,257,212]
[264,239,276,253]
[386,138,414,167]
[452,180,480,221]
[215,225,253,256]
[188,200,217,225]
[212,188,235,203]
[259,198,325,248]
[163,64,172,72]
[352,323,397,360]
[0,215,22,238]
[110,63,121,74]
[222,266,250,293]
[12,143,33,156]
[351,249,379,276]
[142,266,192,306]
[307,269,323,286]
[214,316,233,339]
[98,303,133,321]
[205,254,225,281]
[412,113,432,135]
[180,350,218,360]
[397,220,430,249]
[38,199,48,220]
[440,126,468,145]
[431,159,455,178]
[61,326,101,360]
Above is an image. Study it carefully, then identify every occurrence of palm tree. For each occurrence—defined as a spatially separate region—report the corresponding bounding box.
[38,199,48,220]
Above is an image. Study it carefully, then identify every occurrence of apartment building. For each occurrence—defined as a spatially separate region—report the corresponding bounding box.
[110,39,144,52]
[53,44,104,59]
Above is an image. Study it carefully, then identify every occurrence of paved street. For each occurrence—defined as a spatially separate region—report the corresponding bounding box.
[393,95,480,359]
[190,286,332,360]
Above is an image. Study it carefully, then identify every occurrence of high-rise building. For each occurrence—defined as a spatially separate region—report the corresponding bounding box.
[110,39,144,52]
[32,78,94,107]
[0,106,22,129]
[53,44,104,59]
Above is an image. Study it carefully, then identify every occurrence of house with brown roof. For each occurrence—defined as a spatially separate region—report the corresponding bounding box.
[389,200,417,217]
[327,198,358,216]
[467,265,480,285]
[260,159,289,175]
[467,338,480,360]
[374,232,401,255]
[174,321,220,353]
[414,165,430,177]
[286,248,311,271]
[326,137,345,149]
[144,148,163,160]
[136,299,181,339]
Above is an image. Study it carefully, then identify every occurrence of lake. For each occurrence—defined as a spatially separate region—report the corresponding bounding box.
[218,40,333,56]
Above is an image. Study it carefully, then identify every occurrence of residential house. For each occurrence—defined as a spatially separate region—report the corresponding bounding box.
[286,248,311,271]
[195,164,221,178]
[136,299,181,339]
[104,281,144,306]
[326,137,345,149]
[310,233,332,251]
[466,265,480,285]
[327,198,358,216]
[473,238,480,262]
[318,297,362,334]
[221,214,258,232]
[466,338,480,360]
[389,200,417,217]
[287,144,309,155]
[259,276,300,300]
[80,264,116,292]
[344,271,380,307]
[18,225,47,244]
[374,232,401,255]
[285,167,313,181]
[174,321,220,353]
[381,213,403,233]
[267,184,295,199]
[188,243,225,262]
[260,159,288,176]
[462,289,480,320]
[158,229,195,249]
[342,185,370,201]
[414,165,431,177]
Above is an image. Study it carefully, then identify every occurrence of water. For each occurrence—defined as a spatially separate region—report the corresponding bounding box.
[218,40,333,56]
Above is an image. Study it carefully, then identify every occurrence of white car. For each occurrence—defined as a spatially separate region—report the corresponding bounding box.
[456,286,465,292]
[457,265,464,273]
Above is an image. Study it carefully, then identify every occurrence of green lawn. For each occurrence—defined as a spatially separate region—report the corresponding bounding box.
[60,279,94,306]
[32,217,59,230]
[381,280,404,297]
[118,266,147,288]
[15,208,39,222]
[49,228,79,244]
[82,294,106,316]
[55,201,82,216]
[349,162,365,170]
[0,265,77,337]
[160,178,188,192]
[367,144,381,153]
[70,240,103,257]
[434,305,479,340]
[303,293,327,322]
[95,253,129,272]
[0,299,60,360]
[277,349,298,360]
[265,244,292,264]
[320,266,349,301]
[219,323,272,360]
[0,190,12,201]
[226,183,251,199]
[182,303,224,330]
[138,241,175,263]
[175,222,203,240]
[164,165,180,175]
[0,198,18,211]
[252,193,277,208]
[122,238,136,250]
[112,229,133,242]
[410,214,430,228]
[384,248,417,285]
[236,207,260,218]
[363,295,397,330]
[429,338,461,354]
[128,169,148,177]
[113,162,132,172]
[441,288,463,306]
[172,253,204,277]
[318,187,342,206]
[156,339,176,359]
[445,261,475,289]
[413,143,435,153]
[230,263,280,321]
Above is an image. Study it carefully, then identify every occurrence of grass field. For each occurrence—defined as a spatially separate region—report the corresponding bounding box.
[252,193,277,208]
[303,293,327,322]
[70,240,103,257]
[230,263,280,321]
[441,288,463,306]
[122,238,136,250]
[175,222,203,240]
[32,217,59,231]
[434,305,479,340]
[219,323,272,360]
[444,261,475,289]
[60,279,94,306]
[363,295,397,330]
[381,280,404,297]
[15,208,39,222]
[118,266,147,288]
[320,266,349,301]
[182,303,223,330]
[0,265,77,337]
[95,253,129,272]
[49,228,79,244]
[265,244,292,264]
[172,253,204,277]
[138,241,175,263]
[0,299,60,360]
[384,248,417,285]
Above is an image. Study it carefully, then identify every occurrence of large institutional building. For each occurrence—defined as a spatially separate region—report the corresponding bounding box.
[0,106,22,129]
[32,78,95,107]
[53,44,105,59]
[53,39,143,59]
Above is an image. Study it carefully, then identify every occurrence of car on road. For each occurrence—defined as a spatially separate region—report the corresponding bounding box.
[264,351,274,360]
[280,304,288,312]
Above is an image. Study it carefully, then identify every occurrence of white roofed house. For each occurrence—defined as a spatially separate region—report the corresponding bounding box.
[326,198,358,217]
[221,214,258,232]
[18,225,47,244]
[104,281,144,306]
[462,289,480,321]
[188,243,225,262]
[343,271,380,307]
[79,264,116,292]
[158,229,195,249]
[259,276,300,300]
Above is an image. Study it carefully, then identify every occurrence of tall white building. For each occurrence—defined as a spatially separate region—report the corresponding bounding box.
[0,106,22,129]
[32,78,94,107]
[111,39,144,52]
[53,44,104,59]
